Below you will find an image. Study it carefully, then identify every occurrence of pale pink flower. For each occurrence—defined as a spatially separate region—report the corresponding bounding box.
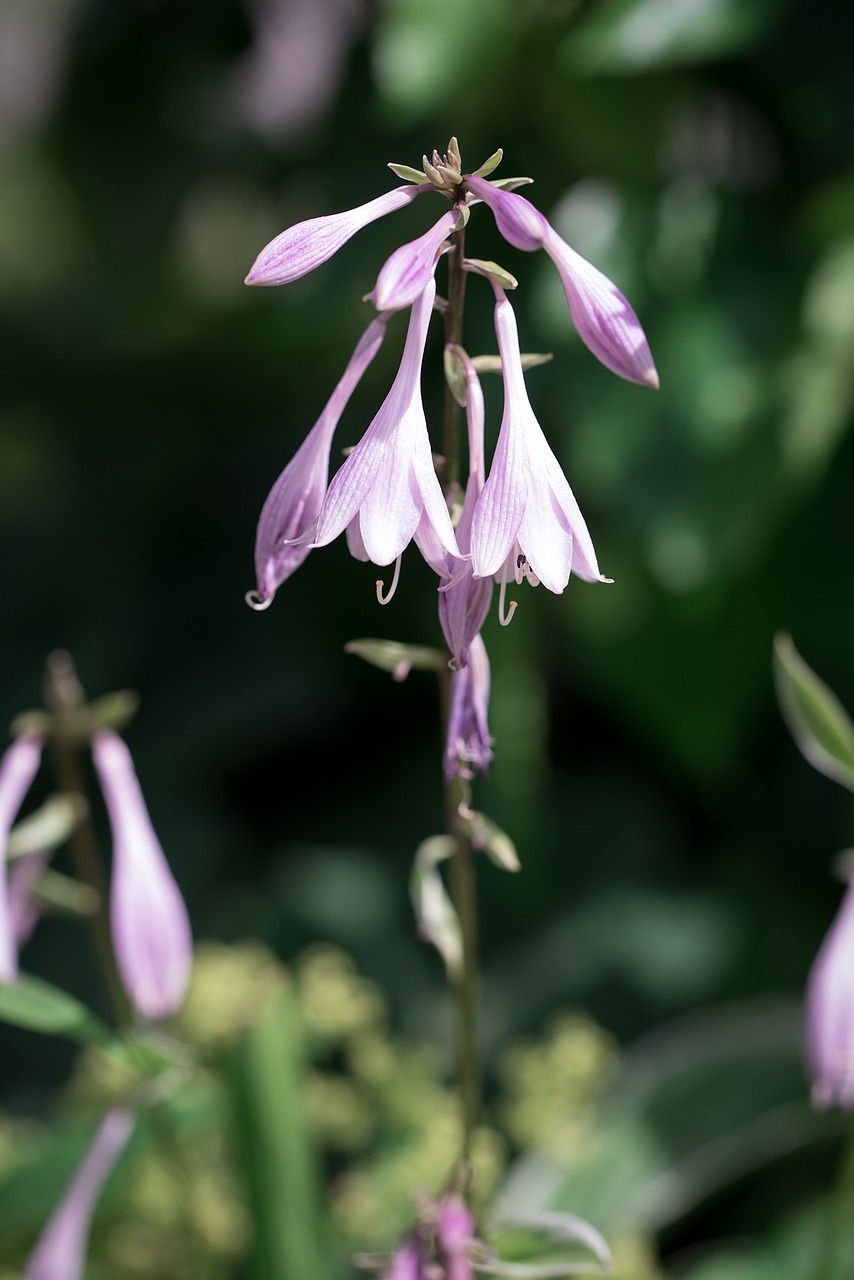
[25,1108,134,1280]
[805,879,854,1108]
[370,208,459,312]
[0,734,43,982]
[470,286,610,597]
[92,730,192,1021]
[245,183,429,285]
[298,279,461,579]
[465,173,658,388]
[444,634,493,781]
[249,312,390,608]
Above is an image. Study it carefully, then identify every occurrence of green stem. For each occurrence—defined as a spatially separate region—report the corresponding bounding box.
[815,1129,854,1280]
[440,216,480,1164]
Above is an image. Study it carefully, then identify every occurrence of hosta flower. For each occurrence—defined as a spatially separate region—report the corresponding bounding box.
[444,633,493,781]
[297,278,461,584]
[249,312,390,608]
[465,173,658,388]
[370,208,461,312]
[805,879,854,1108]
[246,183,430,286]
[470,286,610,598]
[92,730,192,1021]
[25,1108,134,1280]
[0,734,43,982]
[377,1193,480,1280]
[438,350,492,669]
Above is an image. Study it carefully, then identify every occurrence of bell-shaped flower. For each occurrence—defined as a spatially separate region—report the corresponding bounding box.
[25,1108,134,1280]
[444,633,493,781]
[470,286,610,597]
[246,183,430,286]
[438,350,492,669]
[0,734,43,982]
[805,878,854,1108]
[92,730,192,1021]
[465,173,658,389]
[370,208,460,312]
[249,312,390,608]
[298,278,461,582]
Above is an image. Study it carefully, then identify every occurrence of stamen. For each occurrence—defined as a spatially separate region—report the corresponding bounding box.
[498,578,518,627]
[376,556,402,605]
[245,589,273,612]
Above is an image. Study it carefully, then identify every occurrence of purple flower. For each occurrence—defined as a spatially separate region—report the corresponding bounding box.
[370,208,460,312]
[298,278,461,582]
[438,351,492,669]
[378,1194,479,1280]
[8,851,50,951]
[245,184,430,286]
[249,312,390,608]
[444,633,493,781]
[0,734,43,982]
[470,286,610,597]
[92,730,192,1021]
[805,879,854,1108]
[465,173,658,388]
[25,1108,134,1280]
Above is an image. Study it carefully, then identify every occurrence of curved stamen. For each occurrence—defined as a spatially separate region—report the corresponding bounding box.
[498,577,518,627]
[245,589,273,612]
[376,556,402,605]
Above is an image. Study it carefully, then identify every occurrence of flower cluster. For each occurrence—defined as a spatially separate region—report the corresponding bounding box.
[246,139,657,778]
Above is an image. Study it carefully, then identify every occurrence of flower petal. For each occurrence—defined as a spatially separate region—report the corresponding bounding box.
[370,209,458,312]
[464,175,547,251]
[0,735,43,983]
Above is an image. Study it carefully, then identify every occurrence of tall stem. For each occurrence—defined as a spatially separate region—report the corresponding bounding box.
[440,218,480,1162]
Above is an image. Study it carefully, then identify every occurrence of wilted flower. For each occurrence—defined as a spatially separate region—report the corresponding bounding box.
[25,1108,134,1280]
[246,183,429,286]
[470,285,610,600]
[0,734,43,982]
[465,173,658,389]
[249,312,390,608]
[92,730,192,1021]
[805,878,854,1108]
[296,278,461,587]
[444,634,493,781]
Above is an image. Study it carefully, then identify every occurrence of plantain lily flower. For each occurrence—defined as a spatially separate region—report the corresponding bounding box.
[92,730,192,1021]
[248,312,390,609]
[0,734,43,982]
[805,878,854,1108]
[370,208,461,312]
[465,173,658,388]
[25,1108,134,1280]
[246,183,430,286]
[295,278,461,592]
[470,286,610,601]
[444,633,493,781]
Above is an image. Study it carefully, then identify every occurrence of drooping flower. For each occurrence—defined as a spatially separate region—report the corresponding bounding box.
[465,173,658,389]
[370,208,461,312]
[438,349,492,669]
[470,285,610,598]
[249,312,390,608]
[444,633,493,781]
[8,850,50,951]
[92,730,192,1021]
[805,878,854,1108]
[245,183,430,286]
[25,1108,134,1280]
[0,734,43,982]
[297,278,461,584]
[376,1194,480,1280]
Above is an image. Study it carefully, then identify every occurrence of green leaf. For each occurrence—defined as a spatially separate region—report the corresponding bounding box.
[7,793,86,859]
[344,637,443,678]
[0,973,113,1045]
[226,983,323,1280]
[773,633,854,791]
[410,835,462,978]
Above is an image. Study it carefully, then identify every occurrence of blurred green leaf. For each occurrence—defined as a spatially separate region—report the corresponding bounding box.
[410,835,463,978]
[562,0,775,74]
[0,974,112,1046]
[774,633,854,792]
[7,794,86,860]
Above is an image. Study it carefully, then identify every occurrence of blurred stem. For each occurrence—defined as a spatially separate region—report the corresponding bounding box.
[815,1129,854,1280]
[43,651,129,1026]
[440,230,480,1167]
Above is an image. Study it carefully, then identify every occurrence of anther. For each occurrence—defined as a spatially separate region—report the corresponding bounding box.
[245,589,273,611]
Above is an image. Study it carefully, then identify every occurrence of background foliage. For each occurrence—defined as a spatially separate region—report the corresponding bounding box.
[2,0,854,1274]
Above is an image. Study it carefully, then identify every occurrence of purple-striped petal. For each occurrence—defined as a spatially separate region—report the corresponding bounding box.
[0,735,43,982]
[370,209,459,312]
